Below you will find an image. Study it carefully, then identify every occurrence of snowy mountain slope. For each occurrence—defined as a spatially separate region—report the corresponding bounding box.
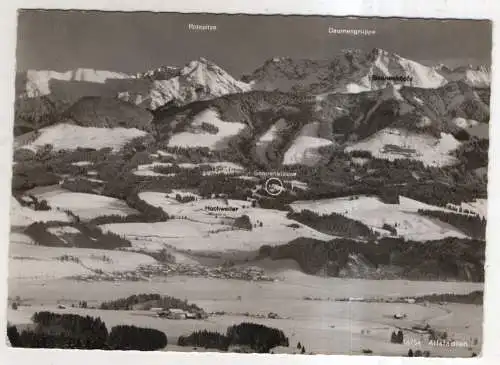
[289,195,469,241]
[436,65,491,88]
[118,58,251,110]
[16,68,135,98]
[10,196,71,227]
[15,123,147,152]
[16,59,250,111]
[153,90,315,161]
[245,48,448,94]
[167,108,247,150]
[150,79,488,168]
[283,122,334,166]
[345,128,461,167]
[136,65,180,80]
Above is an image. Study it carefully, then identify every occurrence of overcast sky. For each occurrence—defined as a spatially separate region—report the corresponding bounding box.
[16,10,492,77]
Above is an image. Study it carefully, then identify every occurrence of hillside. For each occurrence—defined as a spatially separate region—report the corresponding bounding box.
[63,96,154,130]
[14,96,71,136]
[151,81,489,168]
[258,236,485,281]
[10,48,489,285]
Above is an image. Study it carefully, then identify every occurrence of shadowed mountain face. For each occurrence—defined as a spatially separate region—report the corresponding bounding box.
[16,49,490,111]
[14,96,154,137]
[258,236,485,282]
[63,96,154,131]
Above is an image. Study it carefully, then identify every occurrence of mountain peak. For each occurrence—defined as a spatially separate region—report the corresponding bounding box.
[118,58,251,110]
[137,65,179,79]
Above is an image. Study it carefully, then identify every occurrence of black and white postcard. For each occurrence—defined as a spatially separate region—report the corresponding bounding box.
[4,5,496,361]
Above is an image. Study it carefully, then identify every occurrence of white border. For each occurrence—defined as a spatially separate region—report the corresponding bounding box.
[1,1,499,364]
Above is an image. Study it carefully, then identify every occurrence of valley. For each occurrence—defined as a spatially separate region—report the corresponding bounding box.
[8,44,489,357]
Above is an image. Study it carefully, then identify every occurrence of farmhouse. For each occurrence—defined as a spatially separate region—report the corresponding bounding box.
[348,297,364,302]
[157,308,199,320]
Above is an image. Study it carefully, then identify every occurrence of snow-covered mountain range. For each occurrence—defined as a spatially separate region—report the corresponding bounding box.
[16,48,491,110]
[13,49,490,169]
[434,64,491,88]
[117,58,251,109]
[16,68,135,98]
[244,48,490,93]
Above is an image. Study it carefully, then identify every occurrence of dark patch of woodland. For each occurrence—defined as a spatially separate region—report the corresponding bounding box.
[258,236,485,281]
[99,293,205,315]
[418,209,486,240]
[7,311,167,350]
[178,322,289,353]
[286,210,376,238]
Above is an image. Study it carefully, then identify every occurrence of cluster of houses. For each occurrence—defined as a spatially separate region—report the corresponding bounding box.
[150,307,203,320]
[336,296,418,304]
[136,263,276,282]
[72,271,149,282]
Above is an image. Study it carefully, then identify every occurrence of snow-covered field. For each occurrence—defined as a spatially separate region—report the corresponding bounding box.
[467,123,489,139]
[100,192,335,252]
[290,196,468,241]
[71,161,93,167]
[451,117,479,129]
[133,162,175,177]
[283,122,333,166]
[29,189,138,220]
[8,274,483,356]
[10,197,71,227]
[135,161,245,177]
[345,128,460,167]
[15,123,147,153]
[9,232,35,245]
[8,243,155,280]
[168,108,246,150]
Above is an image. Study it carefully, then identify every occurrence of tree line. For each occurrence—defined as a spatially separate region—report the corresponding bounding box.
[24,220,132,250]
[417,209,486,240]
[99,293,205,315]
[286,209,376,239]
[258,236,485,282]
[7,312,166,350]
[177,322,289,353]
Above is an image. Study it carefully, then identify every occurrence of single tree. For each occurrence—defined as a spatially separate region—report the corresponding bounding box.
[408,349,414,357]
[397,330,404,344]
